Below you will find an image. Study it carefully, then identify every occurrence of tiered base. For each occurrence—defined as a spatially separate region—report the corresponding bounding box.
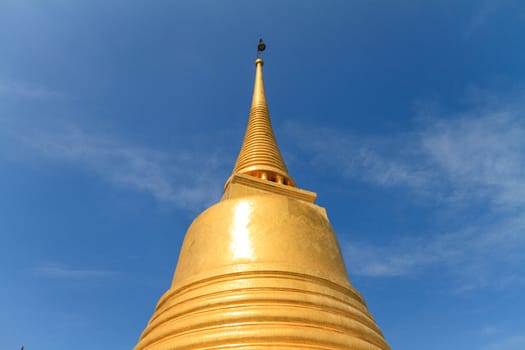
[135,270,389,350]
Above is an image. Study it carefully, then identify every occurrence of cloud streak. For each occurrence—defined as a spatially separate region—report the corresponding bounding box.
[483,334,525,350]
[2,123,229,211]
[344,215,525,290]
[34,263,114,278]
[0,79,62,99]
[420,111,525,209]
[286,105,525,209]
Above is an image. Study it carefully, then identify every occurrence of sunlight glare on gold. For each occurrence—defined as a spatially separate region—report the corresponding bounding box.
[230,201,254,260]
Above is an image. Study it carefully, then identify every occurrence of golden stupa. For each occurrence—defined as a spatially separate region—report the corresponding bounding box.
[134,41,390,350]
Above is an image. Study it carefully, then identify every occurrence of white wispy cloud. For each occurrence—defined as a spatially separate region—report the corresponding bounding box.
[2,123,229,211]
[0,79,62,99]
[285,92,525,289]
[483,334,525,350]
[34,263,114,278]
[420,111,525,209]
[286,104,525,209]
[462,0,498,40]
[344,215,525,290]
[285,124,436,191]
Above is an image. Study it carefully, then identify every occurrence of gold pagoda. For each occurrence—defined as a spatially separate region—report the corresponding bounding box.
[134,42,391,350]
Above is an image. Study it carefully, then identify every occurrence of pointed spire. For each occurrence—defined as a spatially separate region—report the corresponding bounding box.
[228,40,295,188]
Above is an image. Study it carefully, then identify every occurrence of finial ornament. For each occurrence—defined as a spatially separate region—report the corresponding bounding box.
[257,38,266,58]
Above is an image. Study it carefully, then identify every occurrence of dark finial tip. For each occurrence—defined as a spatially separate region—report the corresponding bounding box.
[257,38,266,52]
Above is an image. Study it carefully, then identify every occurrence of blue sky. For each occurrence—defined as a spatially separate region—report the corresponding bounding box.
[1,1,524,349]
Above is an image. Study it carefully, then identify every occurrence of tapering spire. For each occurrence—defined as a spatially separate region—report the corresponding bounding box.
[228,40,295,188]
